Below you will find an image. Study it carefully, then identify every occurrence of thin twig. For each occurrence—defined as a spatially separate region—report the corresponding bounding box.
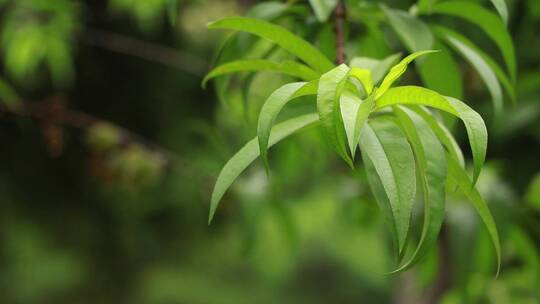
[83,29,208,76]
[0,99,182,165]
[334,0,347,65]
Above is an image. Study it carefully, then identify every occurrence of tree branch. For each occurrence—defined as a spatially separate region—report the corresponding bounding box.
[83,29,208,76]
[333,0,347,65]
[0,98,181,165]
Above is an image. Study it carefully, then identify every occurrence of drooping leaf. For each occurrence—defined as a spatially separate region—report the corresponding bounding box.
[208,17,334,72]
[489,0,509,25]
[360,119,416,253]
[376,86,487,184]
[202,59,319,87]
[350,53,401,85]
[376,50,438,99]
[317,64,354,167]
[390,106,447,273]
[417,41,463,99]
[382,6,434,52]
[434,27,503,114]
[308,0,338,22]
[431,1,516,81]
[434,25,515,104]
[257,81,318,171]
[410,106,465,167]
[447,156,501,276]
[209,113,319,223]
[340,90,375,158]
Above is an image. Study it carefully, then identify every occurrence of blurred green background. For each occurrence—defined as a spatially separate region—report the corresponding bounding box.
[0,0,539,303]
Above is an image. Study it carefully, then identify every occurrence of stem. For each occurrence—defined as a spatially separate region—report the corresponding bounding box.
[334,0,347,65]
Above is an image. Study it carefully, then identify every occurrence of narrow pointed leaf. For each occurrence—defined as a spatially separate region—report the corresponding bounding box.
[447,156,501,276]
[390,106,447,273]
[376,86,487,184]
[349,67,374,95]
[309,0,338,22]
[209,114,319,223]
[360,119,416,253]
[350,53,402,85]
[410,106,465,167]
[258,81,318,171]
[317,64,354,166]
[489,0,509,24]
[341,91,376,158]
[431,1,516,81]
[376,50,438,99]
[434,26,515,104]
[203,59,319,87]
[363,150,399,253]
[208,17,334,72]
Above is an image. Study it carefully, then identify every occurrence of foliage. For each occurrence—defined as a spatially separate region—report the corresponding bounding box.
[204,1,507,272]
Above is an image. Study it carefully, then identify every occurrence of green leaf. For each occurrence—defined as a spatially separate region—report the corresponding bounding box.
[317,64,354,167]
[208,17,334,72]
[434,27,503,114]
[0,77,20,109]
[376,86,487,184]
[246,1,292,20]
[382,6,434,52]
[447,156,501,276]
[349,67,373,95]
[417,41,463,99]
[209,113,319,223]
[360,119,416,253]
[434,26,515,105]
[257,81,318,172]
[350,53,401,85]
[202,59,319,87]
[309,0,338,22]
[376,50,438,99]
[340,90,375,157]
[390,106,447,273]
[489,0,509,25]
[431,1,516,81]
[410,106,465,167]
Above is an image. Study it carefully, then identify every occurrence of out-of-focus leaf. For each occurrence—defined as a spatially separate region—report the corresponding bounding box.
[209,114,319,223]
[208,17,334,72]
[0,77,20,109]
[202,59,319,87]
[447,156,501,276]
[317,64,353,167]
[257,81,318,171]
[381,6,434,52]
[489,0,509,25]
[417,42,463,99]
[246,1,292,20]
[434,26,515,105]
[431,1,516,81]
[350,53,401,85]
[390,106,447,273]
[377,86,487,184]
[376,50,437,99]
[309,0,338,22]
[525,173,540,211]
[360,118,416,253]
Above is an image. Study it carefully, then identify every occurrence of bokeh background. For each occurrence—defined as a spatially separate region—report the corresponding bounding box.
[0,0,539,303]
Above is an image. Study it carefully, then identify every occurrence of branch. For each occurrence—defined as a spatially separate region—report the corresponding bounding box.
[333,0,347,65]
[83,29,208,76]
[0,98,181,165]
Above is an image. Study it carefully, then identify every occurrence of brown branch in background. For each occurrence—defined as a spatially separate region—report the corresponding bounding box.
[422,224,452,304]
[333,0,347,65]
[0,98,181,165]
[83,29,208,76]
